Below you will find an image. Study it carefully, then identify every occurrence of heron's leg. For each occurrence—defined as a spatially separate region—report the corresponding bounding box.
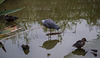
[48,35,51,40]
[49,29,51,33]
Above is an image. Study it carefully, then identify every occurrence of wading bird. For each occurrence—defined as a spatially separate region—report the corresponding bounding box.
[41,19,60,31]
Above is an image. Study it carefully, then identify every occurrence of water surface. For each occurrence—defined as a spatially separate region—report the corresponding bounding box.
[0,0,100,58]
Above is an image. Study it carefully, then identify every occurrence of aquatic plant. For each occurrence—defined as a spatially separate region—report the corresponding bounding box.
[0,0,24,15]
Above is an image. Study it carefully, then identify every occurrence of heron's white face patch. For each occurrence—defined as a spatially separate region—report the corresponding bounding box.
[42,20,45,23]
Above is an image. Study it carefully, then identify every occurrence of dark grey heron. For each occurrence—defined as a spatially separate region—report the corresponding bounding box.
[41,19,60,30]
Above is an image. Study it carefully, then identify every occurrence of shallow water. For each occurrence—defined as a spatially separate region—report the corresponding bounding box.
[0,0,100,58]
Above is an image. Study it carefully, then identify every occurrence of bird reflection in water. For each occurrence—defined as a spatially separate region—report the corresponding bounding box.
[46,32,63,40]
[40,32,62,50]
[0,42,6,52]
[40,39,60,50]
[47,53,51,57]
[72,48,98,57]
[72,48,87,56]
[21,44,30,55]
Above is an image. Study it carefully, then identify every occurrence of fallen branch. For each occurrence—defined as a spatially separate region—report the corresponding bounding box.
[46,32,63,36]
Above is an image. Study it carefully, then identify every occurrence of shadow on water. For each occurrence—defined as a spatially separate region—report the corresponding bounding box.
[72,48,98,57]
[40,34,62,50]
[40,39,60,50]
[72,48,87,56]
[0,42,6,52]
[64,48,99,58]
[21,44,30,55]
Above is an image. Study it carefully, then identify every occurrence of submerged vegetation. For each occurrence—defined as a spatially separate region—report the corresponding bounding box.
[0,0,24,15]
[0,0,24,41]
[0,0,25,47]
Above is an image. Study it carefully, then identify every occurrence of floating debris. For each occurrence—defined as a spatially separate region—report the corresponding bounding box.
[46,32,62,36]
[0,25,21,40]
[0,34,9,38]
[0,26,40,41]
[4,25,16,30]
[47,53,51,57]
[21,44,30,55]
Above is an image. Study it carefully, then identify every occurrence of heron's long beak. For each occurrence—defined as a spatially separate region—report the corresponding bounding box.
[39,21,42,23]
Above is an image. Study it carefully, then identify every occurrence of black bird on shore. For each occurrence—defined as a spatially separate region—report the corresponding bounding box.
[3,9,18,22]
[5,15,18,22]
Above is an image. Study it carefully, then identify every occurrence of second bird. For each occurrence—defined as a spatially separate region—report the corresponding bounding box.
[5,15,18,22]
[73,38,88,49]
